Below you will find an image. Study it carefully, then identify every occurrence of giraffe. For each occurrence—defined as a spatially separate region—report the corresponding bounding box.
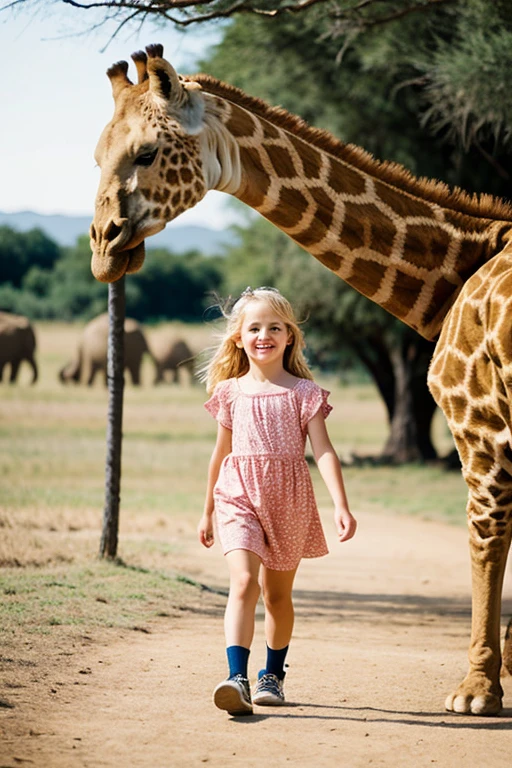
[90,44,512,715]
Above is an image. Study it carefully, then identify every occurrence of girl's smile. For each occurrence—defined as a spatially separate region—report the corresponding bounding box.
[237,301,291,368]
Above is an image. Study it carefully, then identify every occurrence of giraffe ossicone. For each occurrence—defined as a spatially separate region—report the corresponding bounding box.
[90,44,512,715]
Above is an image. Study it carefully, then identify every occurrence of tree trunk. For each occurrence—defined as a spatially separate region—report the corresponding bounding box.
[352,333,438,463]
[99,276,125,559]
[380,341,422,463]
[411,345,438,461]
[352,336,395,421]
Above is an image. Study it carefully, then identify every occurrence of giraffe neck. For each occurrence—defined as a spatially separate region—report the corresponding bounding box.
[196,82,512,340]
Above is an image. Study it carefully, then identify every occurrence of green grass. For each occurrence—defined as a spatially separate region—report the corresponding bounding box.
[0,561,199,640]
[340,464,467,523]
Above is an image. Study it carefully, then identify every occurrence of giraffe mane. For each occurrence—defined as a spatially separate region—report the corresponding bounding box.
[189,73,512,223]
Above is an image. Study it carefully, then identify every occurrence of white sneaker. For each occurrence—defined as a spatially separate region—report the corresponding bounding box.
[252,673,285,705]
[213,674,253,715]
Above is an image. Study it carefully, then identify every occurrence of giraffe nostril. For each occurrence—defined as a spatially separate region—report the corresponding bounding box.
[90,224,97,242]
[105,220,123,242]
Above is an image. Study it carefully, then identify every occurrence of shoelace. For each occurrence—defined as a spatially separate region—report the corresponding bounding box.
[258,675,282,694]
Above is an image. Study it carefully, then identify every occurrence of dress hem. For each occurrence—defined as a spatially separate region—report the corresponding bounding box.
[222,544,329,571]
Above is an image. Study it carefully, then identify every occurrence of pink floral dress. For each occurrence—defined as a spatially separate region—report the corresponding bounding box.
[205,377,331,570]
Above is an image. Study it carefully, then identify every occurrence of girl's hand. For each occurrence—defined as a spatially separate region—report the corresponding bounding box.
[334,507,357,543]
[198,514,215,548]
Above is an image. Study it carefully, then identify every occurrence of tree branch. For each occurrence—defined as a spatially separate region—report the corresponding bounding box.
[474,138,511,181]
[329,0,456,33]
[2,0,460,31]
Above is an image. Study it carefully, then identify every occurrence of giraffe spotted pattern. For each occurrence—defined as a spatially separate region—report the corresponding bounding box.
[214,96,506,340]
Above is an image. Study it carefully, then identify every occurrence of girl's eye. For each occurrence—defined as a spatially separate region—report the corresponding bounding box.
[135,149,158,167]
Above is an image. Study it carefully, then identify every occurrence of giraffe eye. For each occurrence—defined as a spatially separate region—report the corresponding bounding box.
[135,149,158,167]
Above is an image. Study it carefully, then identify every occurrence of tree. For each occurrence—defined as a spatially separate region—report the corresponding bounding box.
[126,247,224,321]
[0,232,223,322]
[0,225,61,290]
[200,5,512,197]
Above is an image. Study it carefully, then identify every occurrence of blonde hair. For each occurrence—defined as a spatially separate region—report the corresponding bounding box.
[203,287,313,394]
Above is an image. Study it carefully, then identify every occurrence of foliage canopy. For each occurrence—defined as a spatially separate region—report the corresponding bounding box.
[4,0,512,165]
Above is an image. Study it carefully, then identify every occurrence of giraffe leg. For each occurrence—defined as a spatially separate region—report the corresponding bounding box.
[445,490,512,715]
[427,255,512,714]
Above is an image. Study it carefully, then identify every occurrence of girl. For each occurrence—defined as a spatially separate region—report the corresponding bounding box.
[198,287,356,716]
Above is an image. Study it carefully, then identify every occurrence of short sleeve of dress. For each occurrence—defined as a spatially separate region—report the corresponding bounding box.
[204,379,233,430]
[299,380,333,429]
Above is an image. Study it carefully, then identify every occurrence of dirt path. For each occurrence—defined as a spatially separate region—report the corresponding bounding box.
[2,509,512,767]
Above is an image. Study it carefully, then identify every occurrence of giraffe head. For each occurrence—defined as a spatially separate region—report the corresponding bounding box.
[90,44,208,283]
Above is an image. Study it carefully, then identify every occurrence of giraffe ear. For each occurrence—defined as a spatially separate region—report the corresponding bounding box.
[145,44,205,134]
[147,52,181,102]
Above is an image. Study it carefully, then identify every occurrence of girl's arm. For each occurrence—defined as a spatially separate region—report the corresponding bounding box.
[198,423,232,548]
[307,411,357,543]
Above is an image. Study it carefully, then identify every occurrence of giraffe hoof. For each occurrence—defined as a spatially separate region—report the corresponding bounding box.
[445,691,502,715]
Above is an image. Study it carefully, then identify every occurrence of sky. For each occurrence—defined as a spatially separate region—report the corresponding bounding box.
[0,4,238,230]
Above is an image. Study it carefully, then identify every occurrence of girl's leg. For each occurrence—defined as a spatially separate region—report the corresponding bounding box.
[253,566,298,706]
[224,548,261,650]
[261,565,298,655]
[213,549,261,716]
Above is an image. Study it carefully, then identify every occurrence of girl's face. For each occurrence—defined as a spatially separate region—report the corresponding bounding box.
[236,300,292,369]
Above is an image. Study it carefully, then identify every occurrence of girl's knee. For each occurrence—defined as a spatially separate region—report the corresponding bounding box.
[262,588,292,612]
[231,570,260,601]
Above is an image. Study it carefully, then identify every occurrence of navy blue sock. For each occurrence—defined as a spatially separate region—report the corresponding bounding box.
[226,645,250,678]
[263,644,289,680]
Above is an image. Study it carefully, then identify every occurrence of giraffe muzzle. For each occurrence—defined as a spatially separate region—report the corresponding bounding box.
[91,216,131,252]
[90,240,146,283]
[90,218,146,283]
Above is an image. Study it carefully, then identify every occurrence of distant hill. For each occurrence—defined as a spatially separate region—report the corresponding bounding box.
[0,210,237,256]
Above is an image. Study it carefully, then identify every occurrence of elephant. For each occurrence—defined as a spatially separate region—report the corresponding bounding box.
[0,311,38,384]
[59,313,154,386]
[152,337,195,385]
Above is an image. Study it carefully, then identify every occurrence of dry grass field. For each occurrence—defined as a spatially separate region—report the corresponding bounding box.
[0,320,467,639]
